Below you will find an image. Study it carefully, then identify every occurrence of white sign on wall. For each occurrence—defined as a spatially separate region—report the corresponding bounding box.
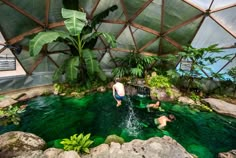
[180,60,192,71]
[0,56,16,71]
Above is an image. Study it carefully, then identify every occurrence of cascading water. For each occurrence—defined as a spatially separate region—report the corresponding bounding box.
[121,96,141,137]
[137,86,150,98]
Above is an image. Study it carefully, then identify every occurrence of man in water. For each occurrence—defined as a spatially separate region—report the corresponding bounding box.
[113,78,125,107]
[154,114,176,129]
[146,101,160,112]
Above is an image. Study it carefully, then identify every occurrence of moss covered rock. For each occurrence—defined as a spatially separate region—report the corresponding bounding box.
[104,134,125,145]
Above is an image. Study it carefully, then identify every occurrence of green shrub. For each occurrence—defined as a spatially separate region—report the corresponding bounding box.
[60,133,93,154]
[146,75,173,96]
[0,105,25,126]
[147,75,171,88]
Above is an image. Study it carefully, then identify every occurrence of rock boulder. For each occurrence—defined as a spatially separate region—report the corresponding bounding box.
[0,131,46,158]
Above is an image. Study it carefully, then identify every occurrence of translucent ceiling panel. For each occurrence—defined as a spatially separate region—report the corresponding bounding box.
[143,38,160,54]
[168,18,203,46]
[164,0,202,32]
[17,49,41,73]
[134,0,162,32]
[211,0,236,10]
[116,27,135,50]
[192,17,236,48]
[93,0,125,21]
[123,0,148,19]
[201,48,236,79]
[11,0,45,22]
[110,50,128,59]
[212,7,236,34]
[0,3,38,39]
[161,39,179,55]
[33,56,57,73]
[48,0,64,22]
[80,0,97,16]
[131,26,157,50]
[49,54,70,66]
[94,50,104,61]
[222,48,236,80]
[47,42,70,52]
[97,23,124,37]
[187,0,212,10]
[93,37,106,49]
[98,52,116,69]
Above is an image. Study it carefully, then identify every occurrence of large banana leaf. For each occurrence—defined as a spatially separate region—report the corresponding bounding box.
[82,49,99,75]
[65,56,79,82]
[29,31,73,56]
[82,49,106,81]
[62,8,87,36]
[96,68,107,81]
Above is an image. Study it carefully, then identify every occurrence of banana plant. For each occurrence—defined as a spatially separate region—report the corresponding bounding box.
[29,8,116,84]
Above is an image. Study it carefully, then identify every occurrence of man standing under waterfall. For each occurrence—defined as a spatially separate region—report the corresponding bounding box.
[113,78,125,107]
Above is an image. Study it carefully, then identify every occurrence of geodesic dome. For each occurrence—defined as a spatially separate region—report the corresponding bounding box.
[0,0,235,92]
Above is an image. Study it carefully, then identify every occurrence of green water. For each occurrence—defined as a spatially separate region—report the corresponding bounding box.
[1,92,236,158]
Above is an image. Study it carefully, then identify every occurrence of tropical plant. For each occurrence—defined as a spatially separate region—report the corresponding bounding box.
[228,66,236,95]
[112,50,157,78]
[228,66,236,82]
[29,8,116,84]
[60,133,93,154]
[178,44,231,92]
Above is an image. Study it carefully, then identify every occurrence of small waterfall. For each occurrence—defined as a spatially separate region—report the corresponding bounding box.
[137,86,150,98]
[122,97,141,137]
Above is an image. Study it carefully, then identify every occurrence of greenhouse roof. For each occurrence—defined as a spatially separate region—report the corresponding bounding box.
[0,0,235,91]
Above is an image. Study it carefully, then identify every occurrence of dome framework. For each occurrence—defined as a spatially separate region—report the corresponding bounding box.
[0,0,235,91]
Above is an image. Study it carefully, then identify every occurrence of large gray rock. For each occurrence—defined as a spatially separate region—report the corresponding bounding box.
[43,148,64,158]
[178,96,195,105]
[13,150,46,158]
[0,131,46,158]
[202,98,236,118]
[81,136,194,158]
[58,151,81,158]
[150,87,182,102]
[218,149,236,158]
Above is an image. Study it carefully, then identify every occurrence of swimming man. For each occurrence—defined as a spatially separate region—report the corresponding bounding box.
[154,114,176,129]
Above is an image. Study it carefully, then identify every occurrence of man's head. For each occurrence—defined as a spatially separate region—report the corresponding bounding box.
[156,101,161,106]
[114,77,120,83]
[168,114,176,120]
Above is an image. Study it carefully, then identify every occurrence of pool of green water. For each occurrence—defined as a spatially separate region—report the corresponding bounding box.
[1,91,236,158]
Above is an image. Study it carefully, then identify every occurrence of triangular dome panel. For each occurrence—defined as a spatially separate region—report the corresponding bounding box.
[192,17,236,48]
[133,0,162,32]
[163,0,202,32]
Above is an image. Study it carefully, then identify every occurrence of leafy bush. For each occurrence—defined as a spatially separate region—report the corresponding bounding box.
[146,75,173,96]
[112,51,156,78]
[0,105,25,126]
[60,133,93,154]
[147,75,171,89]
